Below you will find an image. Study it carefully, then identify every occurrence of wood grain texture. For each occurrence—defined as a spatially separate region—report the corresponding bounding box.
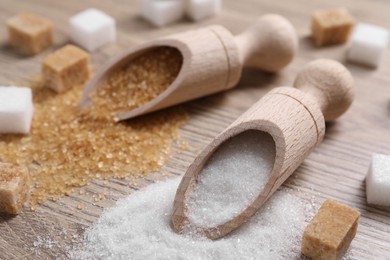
[0,0,390,259]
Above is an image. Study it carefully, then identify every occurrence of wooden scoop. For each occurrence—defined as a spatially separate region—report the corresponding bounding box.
[171,59,354,239]
[80,14,297,121]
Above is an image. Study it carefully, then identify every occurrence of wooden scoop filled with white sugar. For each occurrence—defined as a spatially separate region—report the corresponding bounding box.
[172,59,355,239]
[80,14,297,121]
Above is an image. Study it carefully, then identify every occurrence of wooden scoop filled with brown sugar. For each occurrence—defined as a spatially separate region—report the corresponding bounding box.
[80,14,298,121]
[171,59,355,240]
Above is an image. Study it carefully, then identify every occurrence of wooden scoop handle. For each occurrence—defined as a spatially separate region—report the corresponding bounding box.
[294,59,354,121]
[234,14,298,72]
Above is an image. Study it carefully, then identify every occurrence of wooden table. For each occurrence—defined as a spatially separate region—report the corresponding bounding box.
[0,0,389,259]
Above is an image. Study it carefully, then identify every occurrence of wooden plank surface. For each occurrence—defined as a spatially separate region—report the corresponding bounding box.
[0,0,390,259]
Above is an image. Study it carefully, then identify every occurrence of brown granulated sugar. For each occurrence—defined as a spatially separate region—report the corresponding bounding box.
[88,46,183,120]
[0,47,187,208]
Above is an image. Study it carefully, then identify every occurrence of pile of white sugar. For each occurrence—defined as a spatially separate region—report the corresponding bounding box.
[70,178,308,259]
[187,130,276,227]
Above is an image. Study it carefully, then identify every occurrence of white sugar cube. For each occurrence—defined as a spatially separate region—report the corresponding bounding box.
[0,87,33,134]
[143,0,184,27]
[187,0,221,21]
[69,8,116,52]
[347,23,389,67]
[366,153,390,206]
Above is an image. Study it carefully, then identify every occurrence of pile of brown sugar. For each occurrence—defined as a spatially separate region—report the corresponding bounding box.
[88,46,183,120]
[0,46,187,209]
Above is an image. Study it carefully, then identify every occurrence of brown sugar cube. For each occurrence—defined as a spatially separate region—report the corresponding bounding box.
[0,163,31,215]
[302,199,360,260]
[42,44,90,93]
[311,8,355,46]
[7,12,53,55]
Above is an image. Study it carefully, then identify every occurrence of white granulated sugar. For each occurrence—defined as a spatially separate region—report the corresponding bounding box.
[187,130,275,227]
[71,177,307,260]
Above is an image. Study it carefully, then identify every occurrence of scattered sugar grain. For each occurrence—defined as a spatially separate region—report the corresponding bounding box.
[88,47,183,120]
[70,178,308,259]
[77,203,84,210]
[0,75,187,208]
[33,227,84,259]
[187,130,275,227]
